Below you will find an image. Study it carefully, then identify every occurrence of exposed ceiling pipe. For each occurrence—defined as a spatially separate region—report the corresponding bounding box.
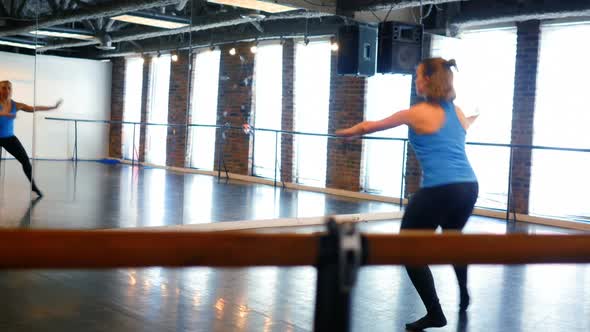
[175,0,189,12]
[62,0,72,10]
[98,21,341,58]
[0,0,183,37]
[347,0,466,13]
[82,19,96,32]
[104,18,116,32]
[38,11,332,51]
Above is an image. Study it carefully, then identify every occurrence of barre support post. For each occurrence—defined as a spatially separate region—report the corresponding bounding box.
[314,218,367,332]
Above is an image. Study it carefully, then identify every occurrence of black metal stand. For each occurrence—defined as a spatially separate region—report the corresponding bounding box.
[73,120,78,163]
[314,218,367,332]
[216,123,230,182]
[131,124,137,167]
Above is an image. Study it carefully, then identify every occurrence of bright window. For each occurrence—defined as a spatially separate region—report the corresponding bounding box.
[431,28,517,209]
[122,57,143,160]
[293,40,331,187]
[363,74,412,197]
[145,54,171,166]
[188,49,221,170]
[530,22,590,221]
[252,42,283,179]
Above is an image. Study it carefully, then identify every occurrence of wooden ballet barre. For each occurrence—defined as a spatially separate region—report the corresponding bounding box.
[0,230,589,268]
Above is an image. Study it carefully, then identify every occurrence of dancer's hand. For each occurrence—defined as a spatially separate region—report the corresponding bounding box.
[335,128,360,141]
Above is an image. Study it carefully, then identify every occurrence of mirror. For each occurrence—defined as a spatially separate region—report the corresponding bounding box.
[14,0,196,229]
[0,0,39,226]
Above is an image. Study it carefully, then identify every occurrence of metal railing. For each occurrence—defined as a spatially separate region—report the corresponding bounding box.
[45,117,590,223]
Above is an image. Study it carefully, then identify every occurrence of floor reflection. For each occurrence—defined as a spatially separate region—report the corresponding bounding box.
[0,161,398,229]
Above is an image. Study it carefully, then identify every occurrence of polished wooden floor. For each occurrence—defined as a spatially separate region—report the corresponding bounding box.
[0,160,396,229]
[0,161,588,331]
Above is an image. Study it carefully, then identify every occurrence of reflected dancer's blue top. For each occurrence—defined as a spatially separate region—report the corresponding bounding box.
[0,101,17,138]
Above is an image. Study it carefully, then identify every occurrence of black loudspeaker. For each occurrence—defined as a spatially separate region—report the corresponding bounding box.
[337,24,378,76]
[378,22,423,74]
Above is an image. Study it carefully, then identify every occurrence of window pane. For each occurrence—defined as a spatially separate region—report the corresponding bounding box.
[530,22,590,221]
[431,28,516,209]
[122,57,143,160]
[252,43,282,179]
[363,74,412,196]
[294,40,331,187]
[145,54,171,166]
[189,49,221,170]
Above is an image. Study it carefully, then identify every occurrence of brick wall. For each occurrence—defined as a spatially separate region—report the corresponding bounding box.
[404,74,422,198]
[280,40,295,183]
[108,58,125,159]
[510,20,541,214]
[326,53,366,191]
[166,51,192,168]
[214,44,255,175]
[138,59,150,163]
[108,28,545,214]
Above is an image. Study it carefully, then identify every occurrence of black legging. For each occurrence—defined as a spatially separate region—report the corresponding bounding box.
[401,182,478,313]
[0,135,41,193]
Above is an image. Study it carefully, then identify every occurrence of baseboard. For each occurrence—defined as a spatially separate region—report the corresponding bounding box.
[107,211,404,232]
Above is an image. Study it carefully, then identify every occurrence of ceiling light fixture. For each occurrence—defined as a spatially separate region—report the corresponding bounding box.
[0,37,43,49]
[111,12,190,29]
[30,28,94,40]
[207,0,295,13]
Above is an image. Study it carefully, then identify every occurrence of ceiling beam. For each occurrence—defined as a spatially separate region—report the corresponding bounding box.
[340,0,466,13]
[452,0,590,29]
[82,19,96,32]
[175,0,189,11]
[0,0,183,37]
[104,18,116,32]
[249,20,264,32]
[38,10,332,51]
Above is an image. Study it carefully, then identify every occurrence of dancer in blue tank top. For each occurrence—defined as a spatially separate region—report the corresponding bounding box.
[337,58,479,331]
[0,80,62,197]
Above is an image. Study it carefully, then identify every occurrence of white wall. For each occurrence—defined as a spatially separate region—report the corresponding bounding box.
[0,51,112,160]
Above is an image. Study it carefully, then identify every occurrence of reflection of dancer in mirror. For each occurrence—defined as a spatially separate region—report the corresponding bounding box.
[337,58,479,331]
[0,80,62,197]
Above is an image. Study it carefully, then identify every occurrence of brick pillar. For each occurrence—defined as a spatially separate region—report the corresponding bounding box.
[280,40,295,183]
[138,58,151,162]
[510,20,540,214]
[404,74,422,198]
[215,44,255,175]
[403,34,432,198]
[166,51,192,168]
[109,58,125,159]
[326,53,366,191]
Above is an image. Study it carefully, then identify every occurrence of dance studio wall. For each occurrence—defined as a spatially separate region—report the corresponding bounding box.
[106,21,547,216]
[0,51,112,160]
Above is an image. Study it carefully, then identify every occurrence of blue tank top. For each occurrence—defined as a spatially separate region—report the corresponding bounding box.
[0,101,17,138]
[408,100,477,188]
